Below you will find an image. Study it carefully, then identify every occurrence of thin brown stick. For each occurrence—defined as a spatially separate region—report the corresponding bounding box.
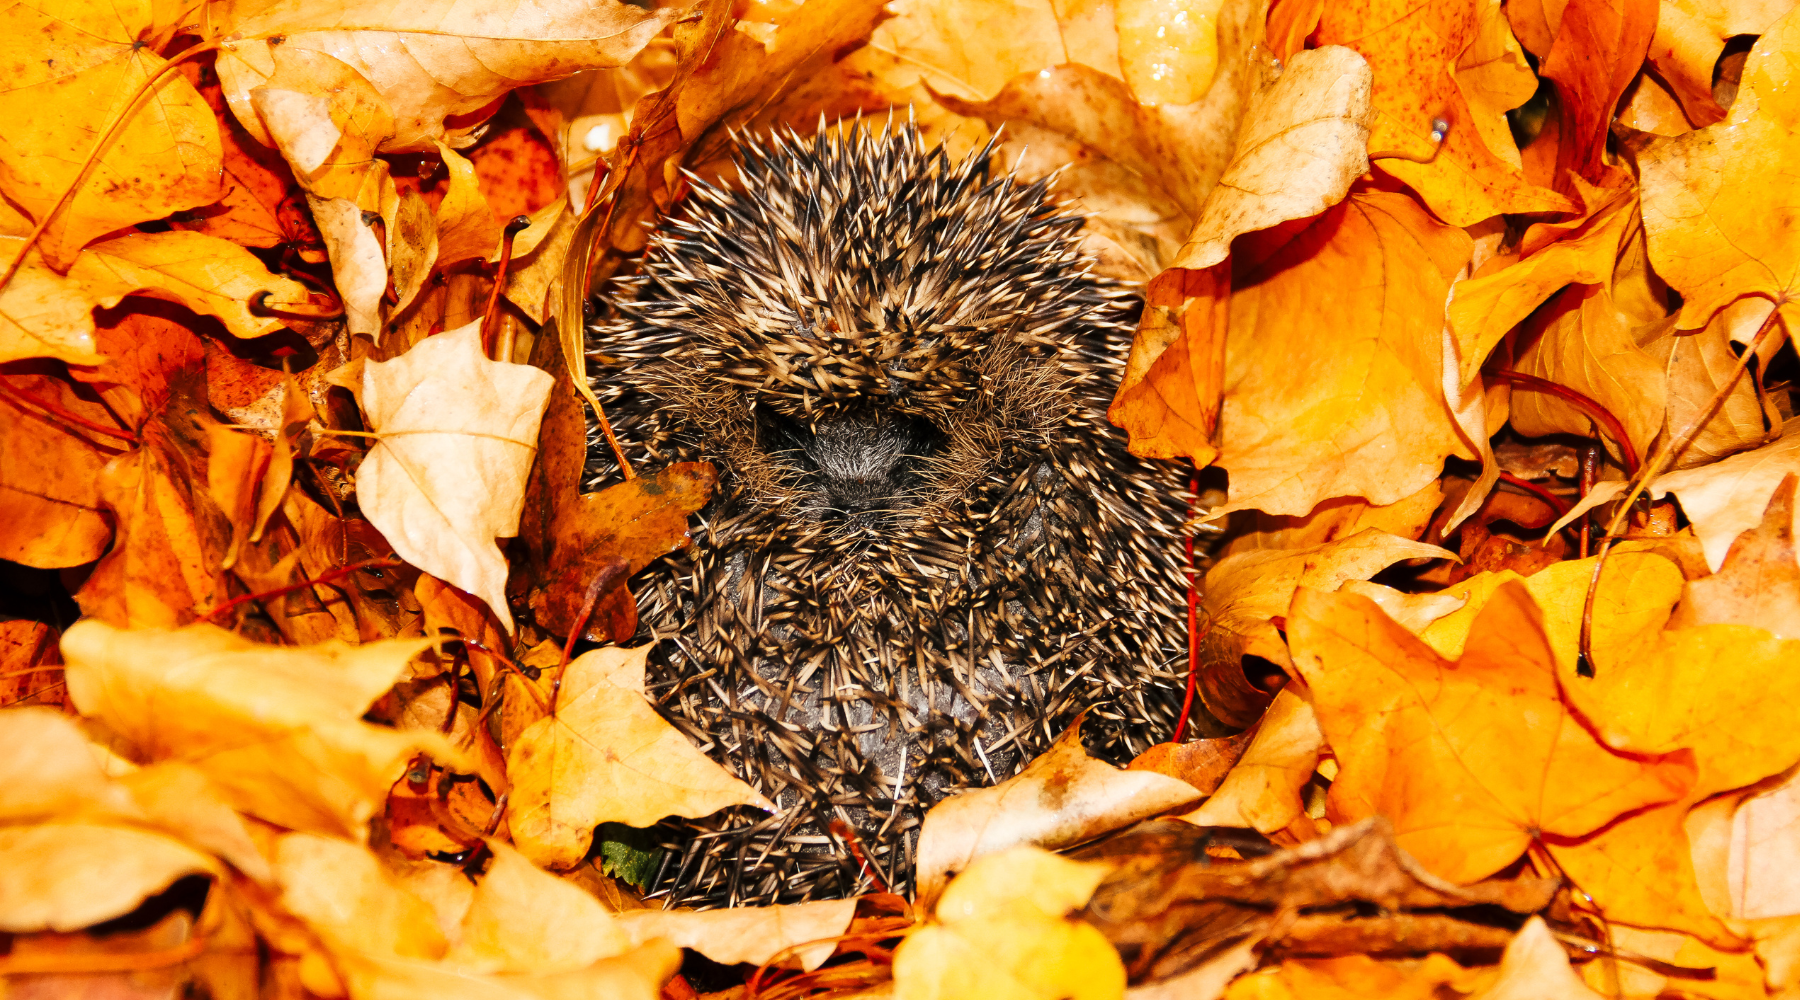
[550,557,630,715]
[199,557,404,625]
[1578,444,1598,558]
[0,677,66,708]
[0,379,139,445]
[247,289,344,320]
[1173,471,1203,742]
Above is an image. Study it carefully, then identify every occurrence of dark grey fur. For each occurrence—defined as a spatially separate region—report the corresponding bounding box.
[583,123,1192,907]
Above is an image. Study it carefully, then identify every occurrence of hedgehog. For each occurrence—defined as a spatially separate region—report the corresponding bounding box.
[583,121,1197,907]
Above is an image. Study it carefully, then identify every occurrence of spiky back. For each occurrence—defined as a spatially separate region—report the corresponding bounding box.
[586,123,1193,907]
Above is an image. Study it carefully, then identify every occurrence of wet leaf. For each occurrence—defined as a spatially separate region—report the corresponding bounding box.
[507,643,774,870]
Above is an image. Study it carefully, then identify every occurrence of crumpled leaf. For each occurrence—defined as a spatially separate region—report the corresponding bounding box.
[0,0,221,268]
[60,619,459,839]
[1537,0,1658,184]
[0,823,220,933]
[1127,729,1257,796]
[1314,0,1570,225]
[1638,6,1800,331]
[1550,416,1800,572]
[914,717,1202,907]
[1193,528,1454,727]
[615,898,858,973]
[1668,473,1800,639]
[508,643,774,870]
[1648,0,1794,127]
[216,0,676,154]
[356,320,555,633]
[1183,687,1324,835]
[1288,581,1694,883]
[895,846,1124,1000]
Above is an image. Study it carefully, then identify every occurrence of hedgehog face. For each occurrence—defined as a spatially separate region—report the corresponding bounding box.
[585,124,1190,906]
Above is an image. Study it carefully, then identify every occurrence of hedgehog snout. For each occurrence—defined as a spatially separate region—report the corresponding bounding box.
[757,408,944,521]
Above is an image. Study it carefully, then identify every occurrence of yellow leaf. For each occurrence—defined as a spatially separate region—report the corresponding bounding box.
[355,320,555,633]
[1289,582,1694,884]
[0,822,220,933]
[615,898,858,973]
[1183,686,1324,834]
[447,840,635,974]
[0,0,221,268]
[895,846,1124,1000]
[60,620,455,839]
[1468,917,1605,1000]
[507,644,774,869]
[433,143,502,268]
[1639,5,1800,330]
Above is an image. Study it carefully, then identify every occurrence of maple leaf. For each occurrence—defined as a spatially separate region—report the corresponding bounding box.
[506,643,775,870]
[894,846,1125,1000]
[1288,581,1694,884]
[353,320,555,633]
[1638,4,1800,331]
[0,1,221,269]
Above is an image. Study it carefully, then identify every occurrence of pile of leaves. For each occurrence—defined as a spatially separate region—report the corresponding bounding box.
[2,0,1799,997]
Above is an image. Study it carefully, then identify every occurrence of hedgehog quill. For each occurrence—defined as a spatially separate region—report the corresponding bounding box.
[585,122,1199,907]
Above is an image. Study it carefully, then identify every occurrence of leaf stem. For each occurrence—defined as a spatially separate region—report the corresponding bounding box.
[1491,371,1641,474]
[0,378,139,446]
[200,557,404,625]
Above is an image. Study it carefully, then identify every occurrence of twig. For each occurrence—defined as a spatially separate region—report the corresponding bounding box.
[0,379,139,445]
[198,557,404,625]
[481,215,534,360]
[550,557,630,715]
[1491,371,1641,474]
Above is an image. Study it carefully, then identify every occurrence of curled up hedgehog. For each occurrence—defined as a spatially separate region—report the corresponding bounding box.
[584,121,1196,907]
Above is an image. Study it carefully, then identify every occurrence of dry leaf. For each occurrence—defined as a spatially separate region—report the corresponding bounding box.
[1193,528,1454,727]
[507,643,774,870]
[615,898,859,973]
[895,846,1124,1000]
[0,1,221,268]
[1288,582,1694,883]
[217,0,676,154]
[0,368,116,567]
[1127,730,1258,796]
[1538,0,1658,184]
[356,320,555,633]
[1551,416,1800,571]
[60,620,460,839]
[914,718,1203,907]
[448,840,635,974]
[0,823,220,933]
[1183,687,1324,834]
[1638,6,1800,332]
[1648,0,1793,127]
[1668,473,1800,638]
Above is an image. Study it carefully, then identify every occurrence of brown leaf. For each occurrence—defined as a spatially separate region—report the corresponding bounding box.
[1128,730,1258,796]
[1183,688,1324,835]
[1667,473,1800,638]
[0,366,118,568]
[540,462,717,642]
[0,621,66,711]
[0,823,221,933]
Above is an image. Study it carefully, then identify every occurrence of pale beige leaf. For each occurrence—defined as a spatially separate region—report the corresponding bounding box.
[914,719,1201,907]
[218,0,675,153]
[508,644,774,869]
[357,321,555,632]
[0,823,219,933]
[60,619,455,839]
[449,840,635,974]
[1172,46,1374,270]
[275,832,449,960]
[1468,917,1605,1000]
[1183,688,1323,834]
[615,898,858,973]
[434,142,503,268]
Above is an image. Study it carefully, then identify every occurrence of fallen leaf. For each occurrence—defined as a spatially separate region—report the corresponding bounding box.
[1668,473,1800,638]
[1222,954,1485,1000]
[914,718,1203,907]
[0,823,220,933]
[1314,0,1571,224]
[356,320,555,633]
[1127,730,1258,796]
[1183,687,1324,834]
[1648,0,1793,126]
[0,620,68,711]
[507,643,774,870]
[0,1,222,268]
[0,367,118,567]
[1548,797,1742,946]
[60,619,459,839]
[217,0,676,154]
[1538,0,1659,184]
[448,840,635,973]
[894,846,1124,1000]
[539,462,717,642]
[433,142,502,268]
[615,898,859,973]
[1638,6,1800,331]
[1550,416,1800,571]
[1469,916,1605,1000]
[1288,581,1694,883]
[1193,528,1454,727]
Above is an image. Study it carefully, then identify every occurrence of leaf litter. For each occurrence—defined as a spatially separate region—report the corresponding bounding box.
[2,0,1800,997]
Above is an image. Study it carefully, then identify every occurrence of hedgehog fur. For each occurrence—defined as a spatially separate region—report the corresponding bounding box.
[583,122,1194,907]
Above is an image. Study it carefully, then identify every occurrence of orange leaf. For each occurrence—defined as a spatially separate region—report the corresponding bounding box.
[1539,0,1659,185]
[1316,0,1572,224]
[1289,581,1694,884]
